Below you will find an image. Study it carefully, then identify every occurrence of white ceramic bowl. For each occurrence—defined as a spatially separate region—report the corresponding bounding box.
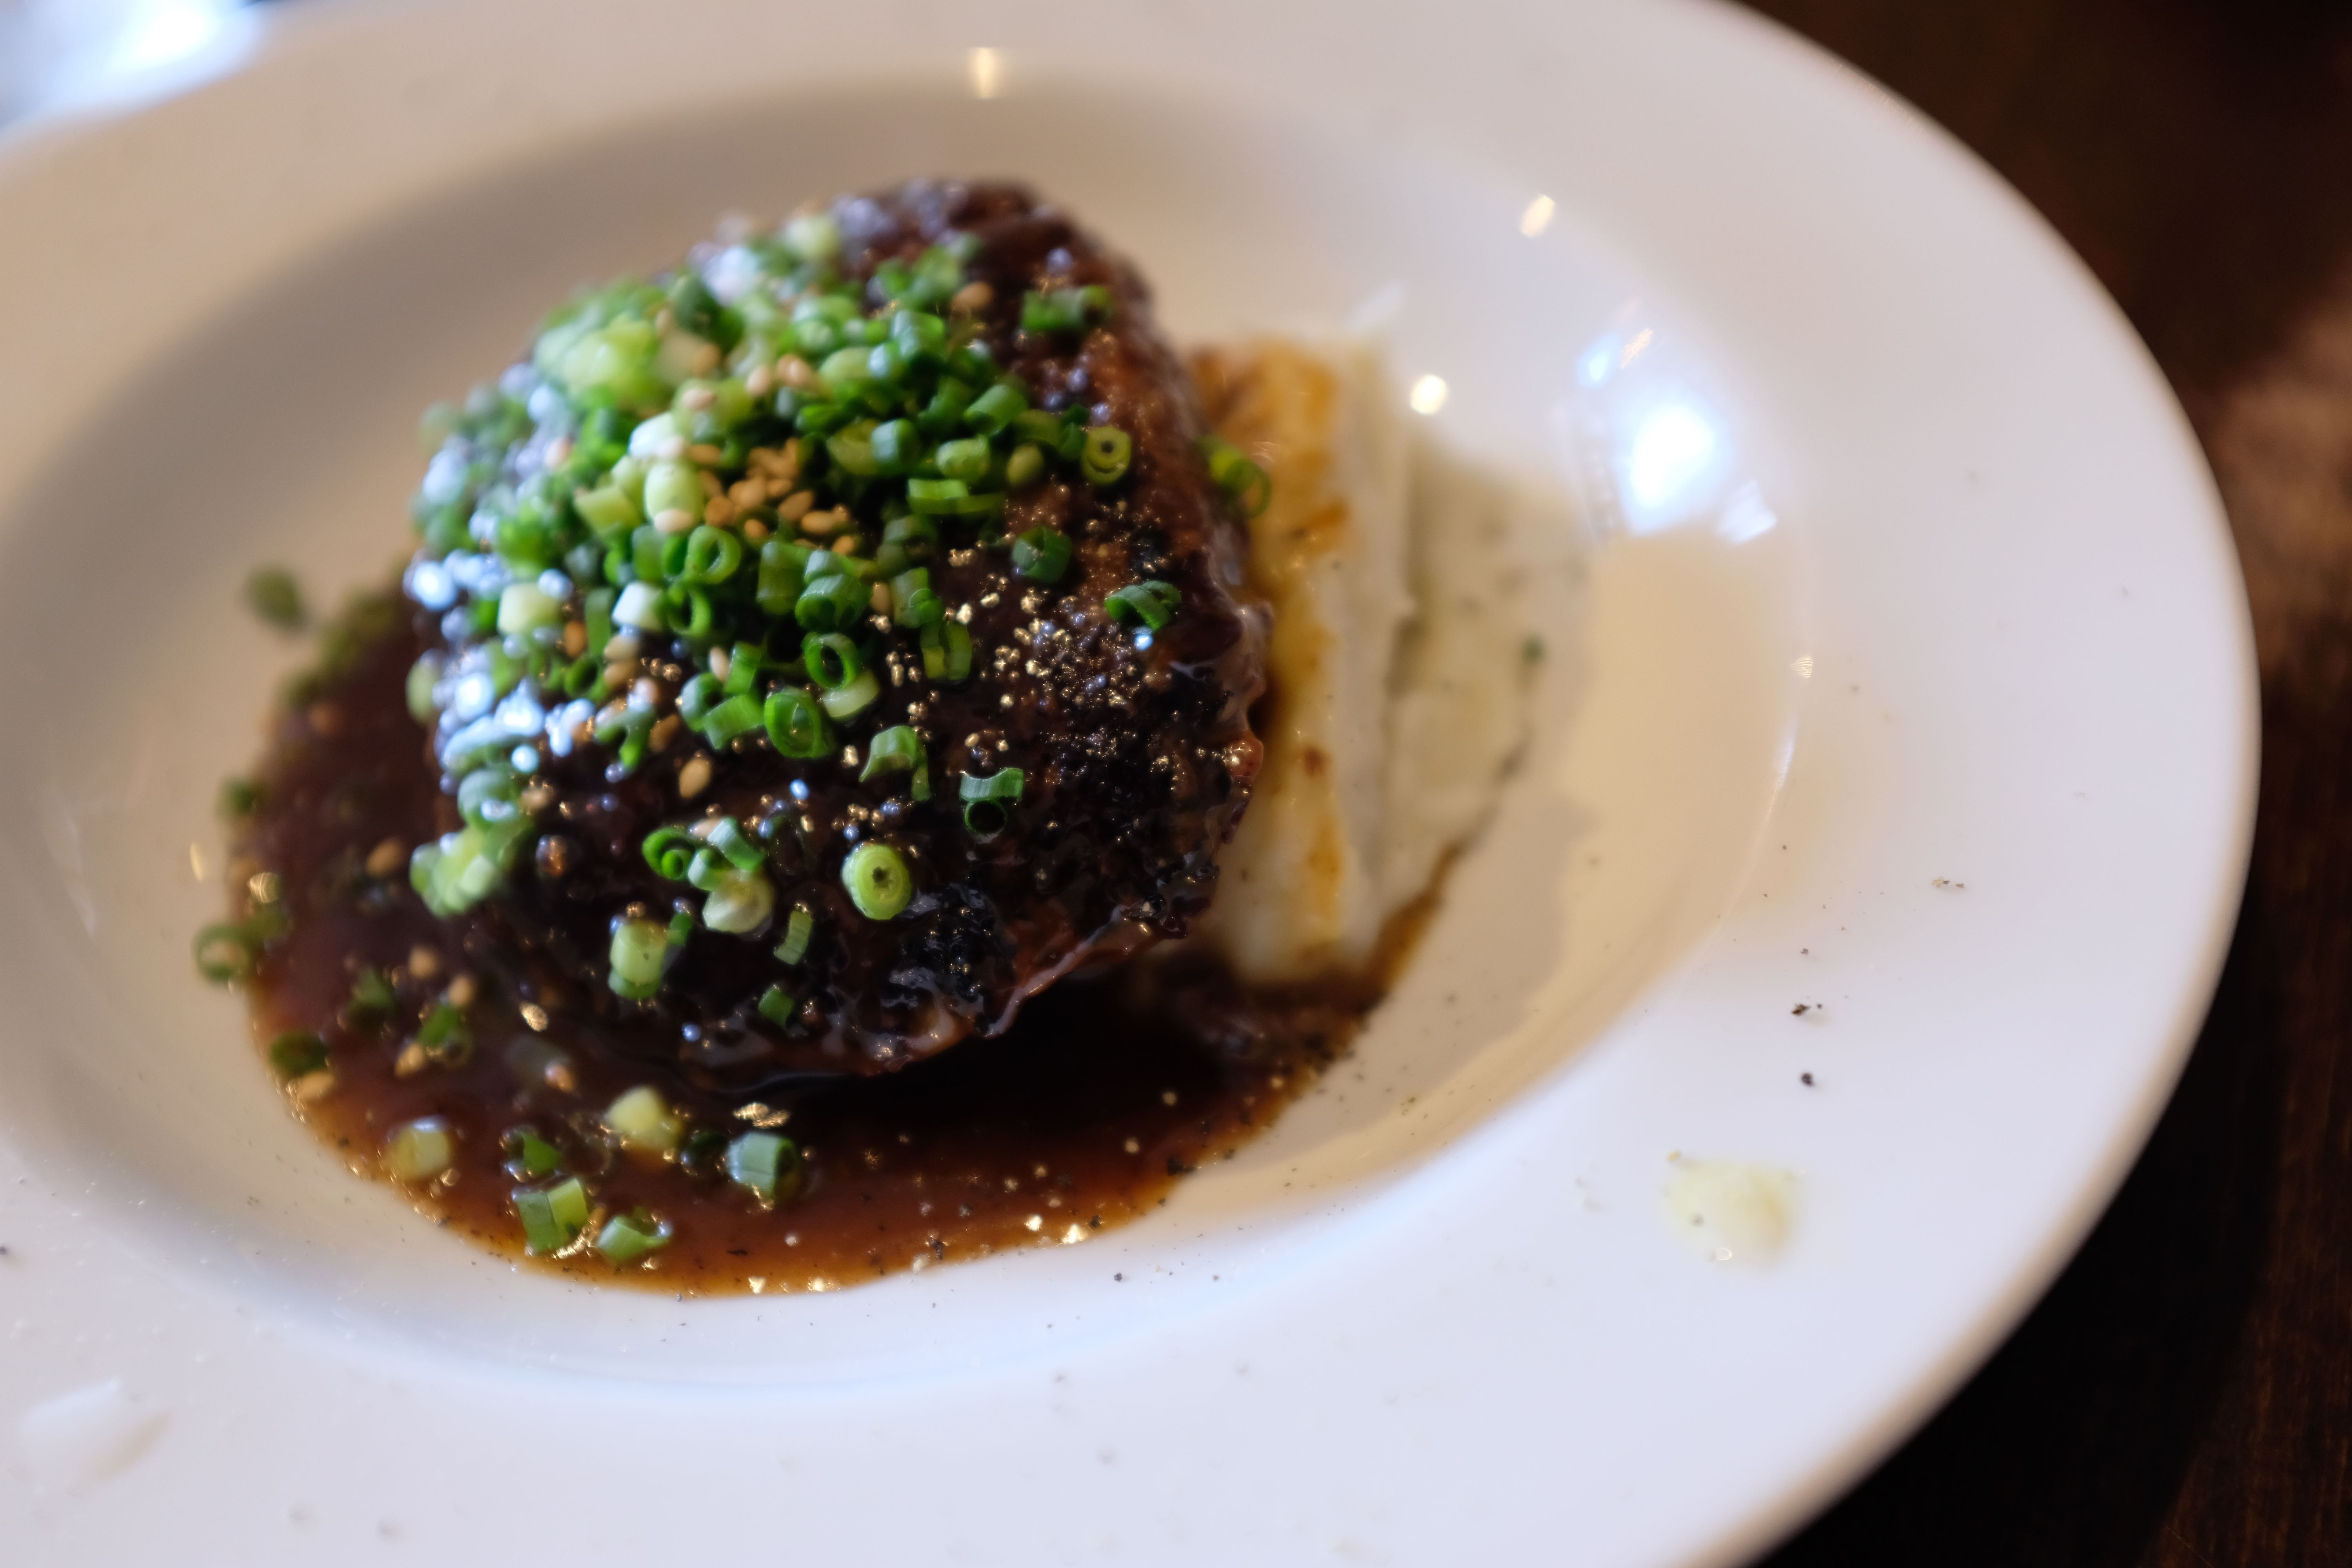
[0,2,2254,1563]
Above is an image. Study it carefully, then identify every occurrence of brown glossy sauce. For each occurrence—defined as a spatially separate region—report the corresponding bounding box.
[232,610,1380,1293]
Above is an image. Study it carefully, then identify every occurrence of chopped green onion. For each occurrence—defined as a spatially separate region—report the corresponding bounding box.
[605,1084,683,1154]
[701,866,775,933]
[757,984,796,1030]
[594,1209,673,1265]
[727,1130,804,1203]
[194,921,261,984]
[794,570,869,633]
[870,418,920,472]
[664,583,716,642]
[608,915,673,999]
[916,377,974,434]
[1005,442,1045,489]
[722,641,766,696]
[964,380,1027,436]
[218,776,264,819]
[775,904,815,965]
[245,566,305,630]
[514,1175,590,1255]
[1201,435,1272,517]
[502,1125,563,1179]
[383,1118,455,1183]
[860,725,929,800]
[1011,408,1065,447]
[1012,527,1074,583]
[764,686,832,758]
[706,816,764,872]
[679,525,744,585]
[684,845,731,892]
[417,1001,472,1063]
[782,211,839,262]
[757,537,811,615]
[699,692,764,749]
[642,458,704,524]
[818,670,880,720]
[642,825,700,880]
[345,966,396,1022]
[1081,425,1132,486]
[497,581,563,635]
[1104,579,1181,631]
[410,819,533,916]
[612,580,667,631]
[404,654,442,722]
[882,514,938,561]
[572,481,641,536]
[267,1031,328,1079]
[959,767,1025,838]
[890,568,943,628]
[936,437,991,481]
[802,632,864,690]
[841,841,913,920]
[1020,285,1114,336]
[826,417,880,475]
[906,476,969,516]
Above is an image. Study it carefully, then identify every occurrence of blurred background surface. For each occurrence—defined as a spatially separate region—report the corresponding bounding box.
[1741,4,2352,1563]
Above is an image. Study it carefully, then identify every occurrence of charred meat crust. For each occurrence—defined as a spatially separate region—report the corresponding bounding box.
[438,182,1264,1084]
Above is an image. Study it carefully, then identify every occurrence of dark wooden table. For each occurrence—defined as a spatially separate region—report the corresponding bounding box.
[1732,2,2352,1563]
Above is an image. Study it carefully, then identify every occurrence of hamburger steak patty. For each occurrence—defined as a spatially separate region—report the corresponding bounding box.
[407,182,1265,1085]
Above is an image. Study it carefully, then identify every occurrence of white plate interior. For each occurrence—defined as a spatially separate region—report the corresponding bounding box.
[0,76,1802,1381]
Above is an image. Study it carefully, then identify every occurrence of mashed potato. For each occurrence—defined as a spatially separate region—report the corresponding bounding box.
[1192,339,1532,983]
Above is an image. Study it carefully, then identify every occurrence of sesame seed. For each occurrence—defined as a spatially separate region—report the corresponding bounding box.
[728,477,764,508]
[778,355,817,390]
[742,519,770,543]
[544,434,573,469]
[648,715,682,753]
[392,1043,429,1079]
[709,646,732,680]
[445,973,477,1009]
[364,837,406,879]
[869,583,891,613]
[290,1069,337,1105]
[744,365,774,397]
[653,508,695,535]
[797,505,844,535]
[679,755,713,799]
[950,281,995,315]
[561,620,587,657]
[688,443,724,466]
[704,495,737,526]
[677,384,716,411]
[408,946,442,979]
[831,535,859,555]
[696,467,723,497]
[650,433,687,461]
